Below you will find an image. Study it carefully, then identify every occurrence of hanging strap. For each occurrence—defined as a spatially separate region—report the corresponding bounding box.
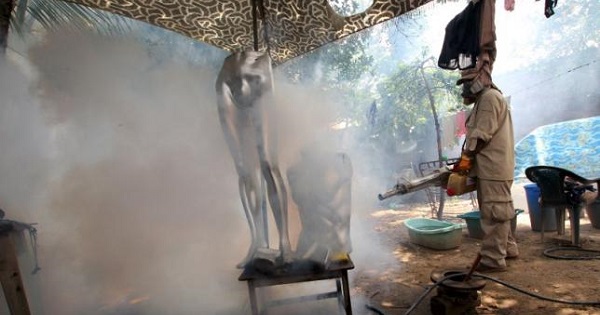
[251,0,260,51]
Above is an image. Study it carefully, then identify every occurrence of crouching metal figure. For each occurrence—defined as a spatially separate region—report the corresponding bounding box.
[287,148,353,267]
[215,51,292,268]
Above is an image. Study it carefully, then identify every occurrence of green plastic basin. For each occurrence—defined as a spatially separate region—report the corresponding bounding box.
[404,218,465,250]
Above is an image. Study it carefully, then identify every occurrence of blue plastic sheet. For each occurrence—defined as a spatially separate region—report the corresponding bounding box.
[514,116,600,181]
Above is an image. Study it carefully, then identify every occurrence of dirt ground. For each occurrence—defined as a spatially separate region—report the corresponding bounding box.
[352,183,600,315]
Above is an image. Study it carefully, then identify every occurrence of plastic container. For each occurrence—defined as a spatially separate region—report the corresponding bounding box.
[586,199,600,229]
[446,173,476,196]
[524,183,557,232]
[457,209,524,239]
[403,218,464,250]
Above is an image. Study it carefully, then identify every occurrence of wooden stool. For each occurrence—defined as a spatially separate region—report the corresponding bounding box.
[239,258,354,315]
[0,222,31,315]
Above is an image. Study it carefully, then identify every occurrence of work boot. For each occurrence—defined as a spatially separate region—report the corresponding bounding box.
[475,263,507,273]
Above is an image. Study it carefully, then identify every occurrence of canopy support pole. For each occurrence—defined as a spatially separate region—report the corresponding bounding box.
[251,0,270,53]
[251,0,260,51]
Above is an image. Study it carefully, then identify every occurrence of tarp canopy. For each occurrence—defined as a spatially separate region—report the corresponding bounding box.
[60,0,432,64]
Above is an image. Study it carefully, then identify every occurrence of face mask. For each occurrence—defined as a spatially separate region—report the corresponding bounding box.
[461,78,485,98]
[461,81,473,98]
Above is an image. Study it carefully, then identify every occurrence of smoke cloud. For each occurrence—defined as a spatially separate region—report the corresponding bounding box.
[1,29,395,314]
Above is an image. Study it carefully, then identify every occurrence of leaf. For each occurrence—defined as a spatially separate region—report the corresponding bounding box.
[10,0,130,37]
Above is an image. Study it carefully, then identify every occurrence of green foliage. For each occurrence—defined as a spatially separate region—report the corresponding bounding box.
[278,0,374,85]
[277,2,464,159]
[377,63,429,139]
[354,58,462,152]
[278,30,373,86]
[536,0,600,57]
[276,26,374,130]
[10,0,130,37]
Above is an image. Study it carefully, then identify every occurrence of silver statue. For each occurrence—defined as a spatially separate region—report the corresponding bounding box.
[287,149,353,266]
[215,51,292,268]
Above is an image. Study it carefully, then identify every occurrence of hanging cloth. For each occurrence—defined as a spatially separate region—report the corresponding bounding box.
[545,0,558,18]
[437,1,482,70]
[455,0,496,93]
[455,110,468,137]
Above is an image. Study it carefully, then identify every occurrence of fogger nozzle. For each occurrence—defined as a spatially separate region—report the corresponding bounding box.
[378,184,408,200]
[378,166,452,200]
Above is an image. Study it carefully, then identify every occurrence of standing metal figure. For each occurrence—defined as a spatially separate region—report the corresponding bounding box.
[215,50,292,268]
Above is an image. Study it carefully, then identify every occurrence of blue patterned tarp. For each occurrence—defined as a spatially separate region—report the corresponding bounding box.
[514,116,600,181]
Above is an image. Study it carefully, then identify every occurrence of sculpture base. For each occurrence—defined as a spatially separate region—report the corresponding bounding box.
[246,248,326,277]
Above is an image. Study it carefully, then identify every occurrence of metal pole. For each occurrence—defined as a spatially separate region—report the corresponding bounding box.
[251,0,259,51]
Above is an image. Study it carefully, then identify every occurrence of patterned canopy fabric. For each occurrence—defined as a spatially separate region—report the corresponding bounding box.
[61,0,432,64]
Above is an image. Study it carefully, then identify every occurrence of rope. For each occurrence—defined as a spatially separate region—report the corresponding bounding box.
[251,0,260,51]
[508,58,600,96]
[476,273,600,306]
[258,0,272,55]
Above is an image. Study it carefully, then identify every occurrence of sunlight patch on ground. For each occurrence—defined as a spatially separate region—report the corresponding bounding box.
[388,219,405,227]
[496,298,519,309]
[393,250,415,262]
[481,295,518,309]
[371,209,401,218]
[557,308,596,315]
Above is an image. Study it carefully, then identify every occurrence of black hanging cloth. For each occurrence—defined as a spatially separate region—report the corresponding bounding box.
[437,1,482,70]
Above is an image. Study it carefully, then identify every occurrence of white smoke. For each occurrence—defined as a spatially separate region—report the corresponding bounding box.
[0,28,396,315]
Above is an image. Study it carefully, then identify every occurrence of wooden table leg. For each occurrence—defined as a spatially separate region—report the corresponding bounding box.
[341,270,352,315]
[336,278,343,313]
[570,205,583,247]
[247,281,259,315]
[0,232,31,315]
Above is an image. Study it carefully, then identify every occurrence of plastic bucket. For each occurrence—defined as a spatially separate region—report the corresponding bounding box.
[524,183,557,232]
[457,209,524,239]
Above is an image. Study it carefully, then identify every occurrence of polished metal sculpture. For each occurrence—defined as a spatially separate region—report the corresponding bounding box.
[215,51,292,268]
[287,149,353,266]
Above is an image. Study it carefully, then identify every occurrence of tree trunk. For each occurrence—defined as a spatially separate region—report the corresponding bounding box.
[419,58,446,220]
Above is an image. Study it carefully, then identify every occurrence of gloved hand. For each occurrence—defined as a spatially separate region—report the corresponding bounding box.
[452,153,472,174]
